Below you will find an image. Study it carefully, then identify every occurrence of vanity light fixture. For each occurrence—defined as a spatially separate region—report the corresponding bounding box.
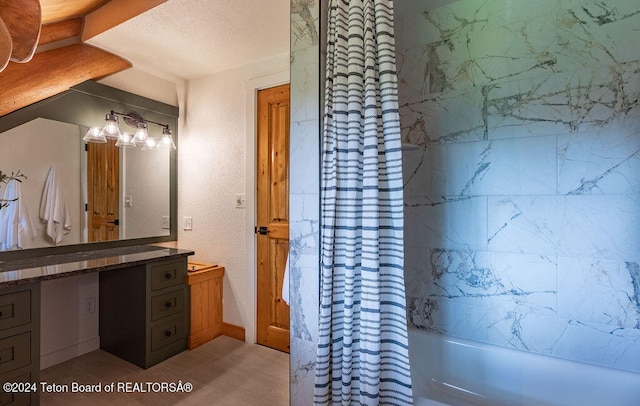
[158,127,177,150]
[141,138,158,150]
[102,112,122,140]
[82,126,107,143]
[83,110,176,151]
[115,132,136,148]
[133,121,149,144]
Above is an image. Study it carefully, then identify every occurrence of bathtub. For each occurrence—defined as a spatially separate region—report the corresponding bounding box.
[408,328,640,406]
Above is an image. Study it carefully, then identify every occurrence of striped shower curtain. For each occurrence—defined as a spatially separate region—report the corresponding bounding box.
[314,0,413,405]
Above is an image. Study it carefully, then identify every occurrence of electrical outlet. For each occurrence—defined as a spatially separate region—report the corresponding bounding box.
[183,216,193,230]
[84,297,96,315]
[162,216,170,229]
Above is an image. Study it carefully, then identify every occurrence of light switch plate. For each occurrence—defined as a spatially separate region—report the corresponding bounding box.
[183,216,193,230]
[124,195,132,207]
[162,216,170,229]
[235,194,246,208]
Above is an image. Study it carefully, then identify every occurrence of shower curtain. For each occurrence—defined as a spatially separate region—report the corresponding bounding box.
[314,0,413,405]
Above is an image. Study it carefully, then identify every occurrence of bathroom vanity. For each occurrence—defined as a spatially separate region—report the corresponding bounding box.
[0,244,193,405]
[0,79,188,405]
[99,255,190,369]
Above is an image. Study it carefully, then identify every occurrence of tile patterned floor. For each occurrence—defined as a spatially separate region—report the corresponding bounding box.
[40,336,289,405]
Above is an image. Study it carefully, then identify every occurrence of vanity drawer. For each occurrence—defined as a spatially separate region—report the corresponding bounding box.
[150,317,185,352]
[0,291,30,332]
[150,290,184,322]
[0,333,30,375]
[150,260,186,291]
[0,371,32,406]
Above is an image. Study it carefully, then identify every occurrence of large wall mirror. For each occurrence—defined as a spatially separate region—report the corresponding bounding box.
[0,81,177,260]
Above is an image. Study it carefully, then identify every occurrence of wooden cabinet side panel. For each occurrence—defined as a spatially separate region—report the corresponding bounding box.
[187,268,223,349]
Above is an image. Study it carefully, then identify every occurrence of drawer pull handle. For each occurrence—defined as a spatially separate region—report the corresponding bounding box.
[164,330,173,337]
[164,301,173,308]
[164,273,173,279]
[0,311,3,318]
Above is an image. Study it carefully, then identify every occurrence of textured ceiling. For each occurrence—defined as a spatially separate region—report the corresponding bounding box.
[86,0,290,81]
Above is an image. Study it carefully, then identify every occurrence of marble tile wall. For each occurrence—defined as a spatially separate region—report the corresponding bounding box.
[397,0,640,373]
[290,0,321,404]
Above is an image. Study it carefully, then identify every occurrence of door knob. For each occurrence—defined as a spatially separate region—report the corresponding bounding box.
[255,226,270,235]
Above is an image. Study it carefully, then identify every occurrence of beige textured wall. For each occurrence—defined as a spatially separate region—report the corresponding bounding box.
[175,53,290,331]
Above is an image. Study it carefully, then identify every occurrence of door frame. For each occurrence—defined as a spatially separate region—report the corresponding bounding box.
[245,70,289,344]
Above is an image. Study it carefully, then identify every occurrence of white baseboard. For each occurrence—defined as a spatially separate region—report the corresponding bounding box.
[40,337,100,370]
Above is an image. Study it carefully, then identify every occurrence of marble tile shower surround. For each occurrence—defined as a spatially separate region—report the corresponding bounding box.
[290,0,321,404]
[397,0,640,374]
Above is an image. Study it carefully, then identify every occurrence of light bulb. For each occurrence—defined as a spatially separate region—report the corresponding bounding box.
[115,133,136,148]
[141,138,158,150]
[134,122,149,144]
[102,113,121,140]
[158,127,176,150]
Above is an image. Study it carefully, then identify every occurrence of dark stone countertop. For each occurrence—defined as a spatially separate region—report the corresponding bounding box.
[0,245,195,287]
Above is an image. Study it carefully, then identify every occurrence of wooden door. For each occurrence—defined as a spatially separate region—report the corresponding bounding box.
[87,139,119,242]
[256,83,290,353]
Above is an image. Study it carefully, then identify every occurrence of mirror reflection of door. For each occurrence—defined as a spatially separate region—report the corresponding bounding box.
[256,83,290,353]
[87,139,119,242]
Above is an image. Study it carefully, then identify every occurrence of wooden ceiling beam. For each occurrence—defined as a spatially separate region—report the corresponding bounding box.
[41,0,109,25]
[38,18,83,47]
[0,0,42,63]
[0,43,131,117]
[82,0,168,41]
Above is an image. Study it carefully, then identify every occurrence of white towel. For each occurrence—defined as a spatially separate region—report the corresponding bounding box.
[39,166,71,245]
[0,179,37,250]
[282,255,290,305]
